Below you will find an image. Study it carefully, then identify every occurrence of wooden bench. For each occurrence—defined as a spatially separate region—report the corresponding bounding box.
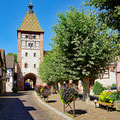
[94,101,114,111]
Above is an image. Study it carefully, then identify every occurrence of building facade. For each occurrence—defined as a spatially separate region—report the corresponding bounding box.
[17,2,44,90]
[95,63,117,87]
[0,49,6,93]
[6,55,15,92]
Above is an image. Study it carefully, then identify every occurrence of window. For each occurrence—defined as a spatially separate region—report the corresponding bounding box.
[34,53,36,57]
[34,64,36,68]
[29,35,33,39]
[24,63,28,68]
[110,66,116,72]
[26,35,29,39]
[33,35,36,39]
[25,41,27,46]
[28,43,33,47]
[25,52,28,57]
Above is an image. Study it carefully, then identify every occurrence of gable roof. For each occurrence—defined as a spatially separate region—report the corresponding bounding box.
[6,55,14,69]
[17,11,44,33]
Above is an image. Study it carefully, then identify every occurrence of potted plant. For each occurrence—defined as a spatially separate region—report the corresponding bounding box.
[41,86,51,99]
[12,86,18,93]
[60,88,78,104]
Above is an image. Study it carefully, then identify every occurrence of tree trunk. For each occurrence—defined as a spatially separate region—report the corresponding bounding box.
[82,77,90,102]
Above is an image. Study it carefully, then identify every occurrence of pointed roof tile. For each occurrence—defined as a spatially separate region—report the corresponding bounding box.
[17,11,44,33]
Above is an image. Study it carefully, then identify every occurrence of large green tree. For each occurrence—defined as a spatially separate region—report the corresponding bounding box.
[52,7,118,101]
[39,48,67,84]
[86,0,120,32]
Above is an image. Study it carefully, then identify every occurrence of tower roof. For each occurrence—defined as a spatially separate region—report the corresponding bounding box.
[17,2,44,33]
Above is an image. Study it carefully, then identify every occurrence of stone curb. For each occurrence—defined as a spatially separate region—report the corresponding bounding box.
[34,91,74,120]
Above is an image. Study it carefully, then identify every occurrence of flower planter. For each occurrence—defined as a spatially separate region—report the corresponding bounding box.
[114,101,120,111]
[60,87,78,117]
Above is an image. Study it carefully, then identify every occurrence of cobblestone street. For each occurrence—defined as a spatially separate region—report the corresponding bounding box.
[0,91,65,120]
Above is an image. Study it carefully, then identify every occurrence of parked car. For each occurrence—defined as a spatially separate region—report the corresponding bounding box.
[110,86,117,91]
[104,86,117,92]
[24,83,31,90]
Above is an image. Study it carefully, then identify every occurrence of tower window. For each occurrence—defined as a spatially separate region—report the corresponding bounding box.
[34,53,36,57]
[34,64,36,68]
[26,35,29,39]
[28,43,33,47]
[25,52,28,57]
[24,63,28,68]
[33,35,36,39]
[29,35,33,39]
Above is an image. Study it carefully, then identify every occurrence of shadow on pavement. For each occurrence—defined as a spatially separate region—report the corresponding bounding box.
[47,100,57,103]
[68,109,87,116]
[0,90,35,97]
[0,92,29,97]
[78,94,98,101]
[26,106,36,111]
[0,98,35,120]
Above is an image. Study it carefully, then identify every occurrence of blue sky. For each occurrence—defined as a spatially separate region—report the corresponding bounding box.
[0,0,90,54]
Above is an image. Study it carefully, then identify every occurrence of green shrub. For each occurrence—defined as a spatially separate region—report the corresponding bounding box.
[12,86,18,93]
[99,91,120,103]
[93,81,104,95]
[99,91,113,103]
[111,83,117,88]
[110,92,120,103]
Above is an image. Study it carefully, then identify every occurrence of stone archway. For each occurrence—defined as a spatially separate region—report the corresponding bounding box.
[24,73,37,89]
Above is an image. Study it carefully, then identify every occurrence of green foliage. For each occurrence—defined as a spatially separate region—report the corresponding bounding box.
[7,53,17,63]
[104,83,117,90]
[59,89,65,104]
[111,83,117,88]
[110,92,120,103]
[39,7,118,101]
[93,82,104,95]
[52,7,118,81]
[12,86,18,93]
[86,0,120,32]
[99,91,114,103]
[39,48,68,84]
[99,91,120,103]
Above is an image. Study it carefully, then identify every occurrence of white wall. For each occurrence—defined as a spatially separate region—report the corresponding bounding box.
[21,49,40,76]
[95,71,116,87]
[6,69,14,92]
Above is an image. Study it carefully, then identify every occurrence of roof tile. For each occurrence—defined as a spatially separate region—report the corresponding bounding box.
[18,11,44,32]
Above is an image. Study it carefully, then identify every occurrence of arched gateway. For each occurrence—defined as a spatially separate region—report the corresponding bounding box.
[24,73,37,88]
[17,1,44,90]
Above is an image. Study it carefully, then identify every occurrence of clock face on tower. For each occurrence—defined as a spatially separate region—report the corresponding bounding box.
[21,33,40,50]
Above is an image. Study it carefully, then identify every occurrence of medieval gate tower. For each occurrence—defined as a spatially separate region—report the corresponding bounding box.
[17,1,44,90]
